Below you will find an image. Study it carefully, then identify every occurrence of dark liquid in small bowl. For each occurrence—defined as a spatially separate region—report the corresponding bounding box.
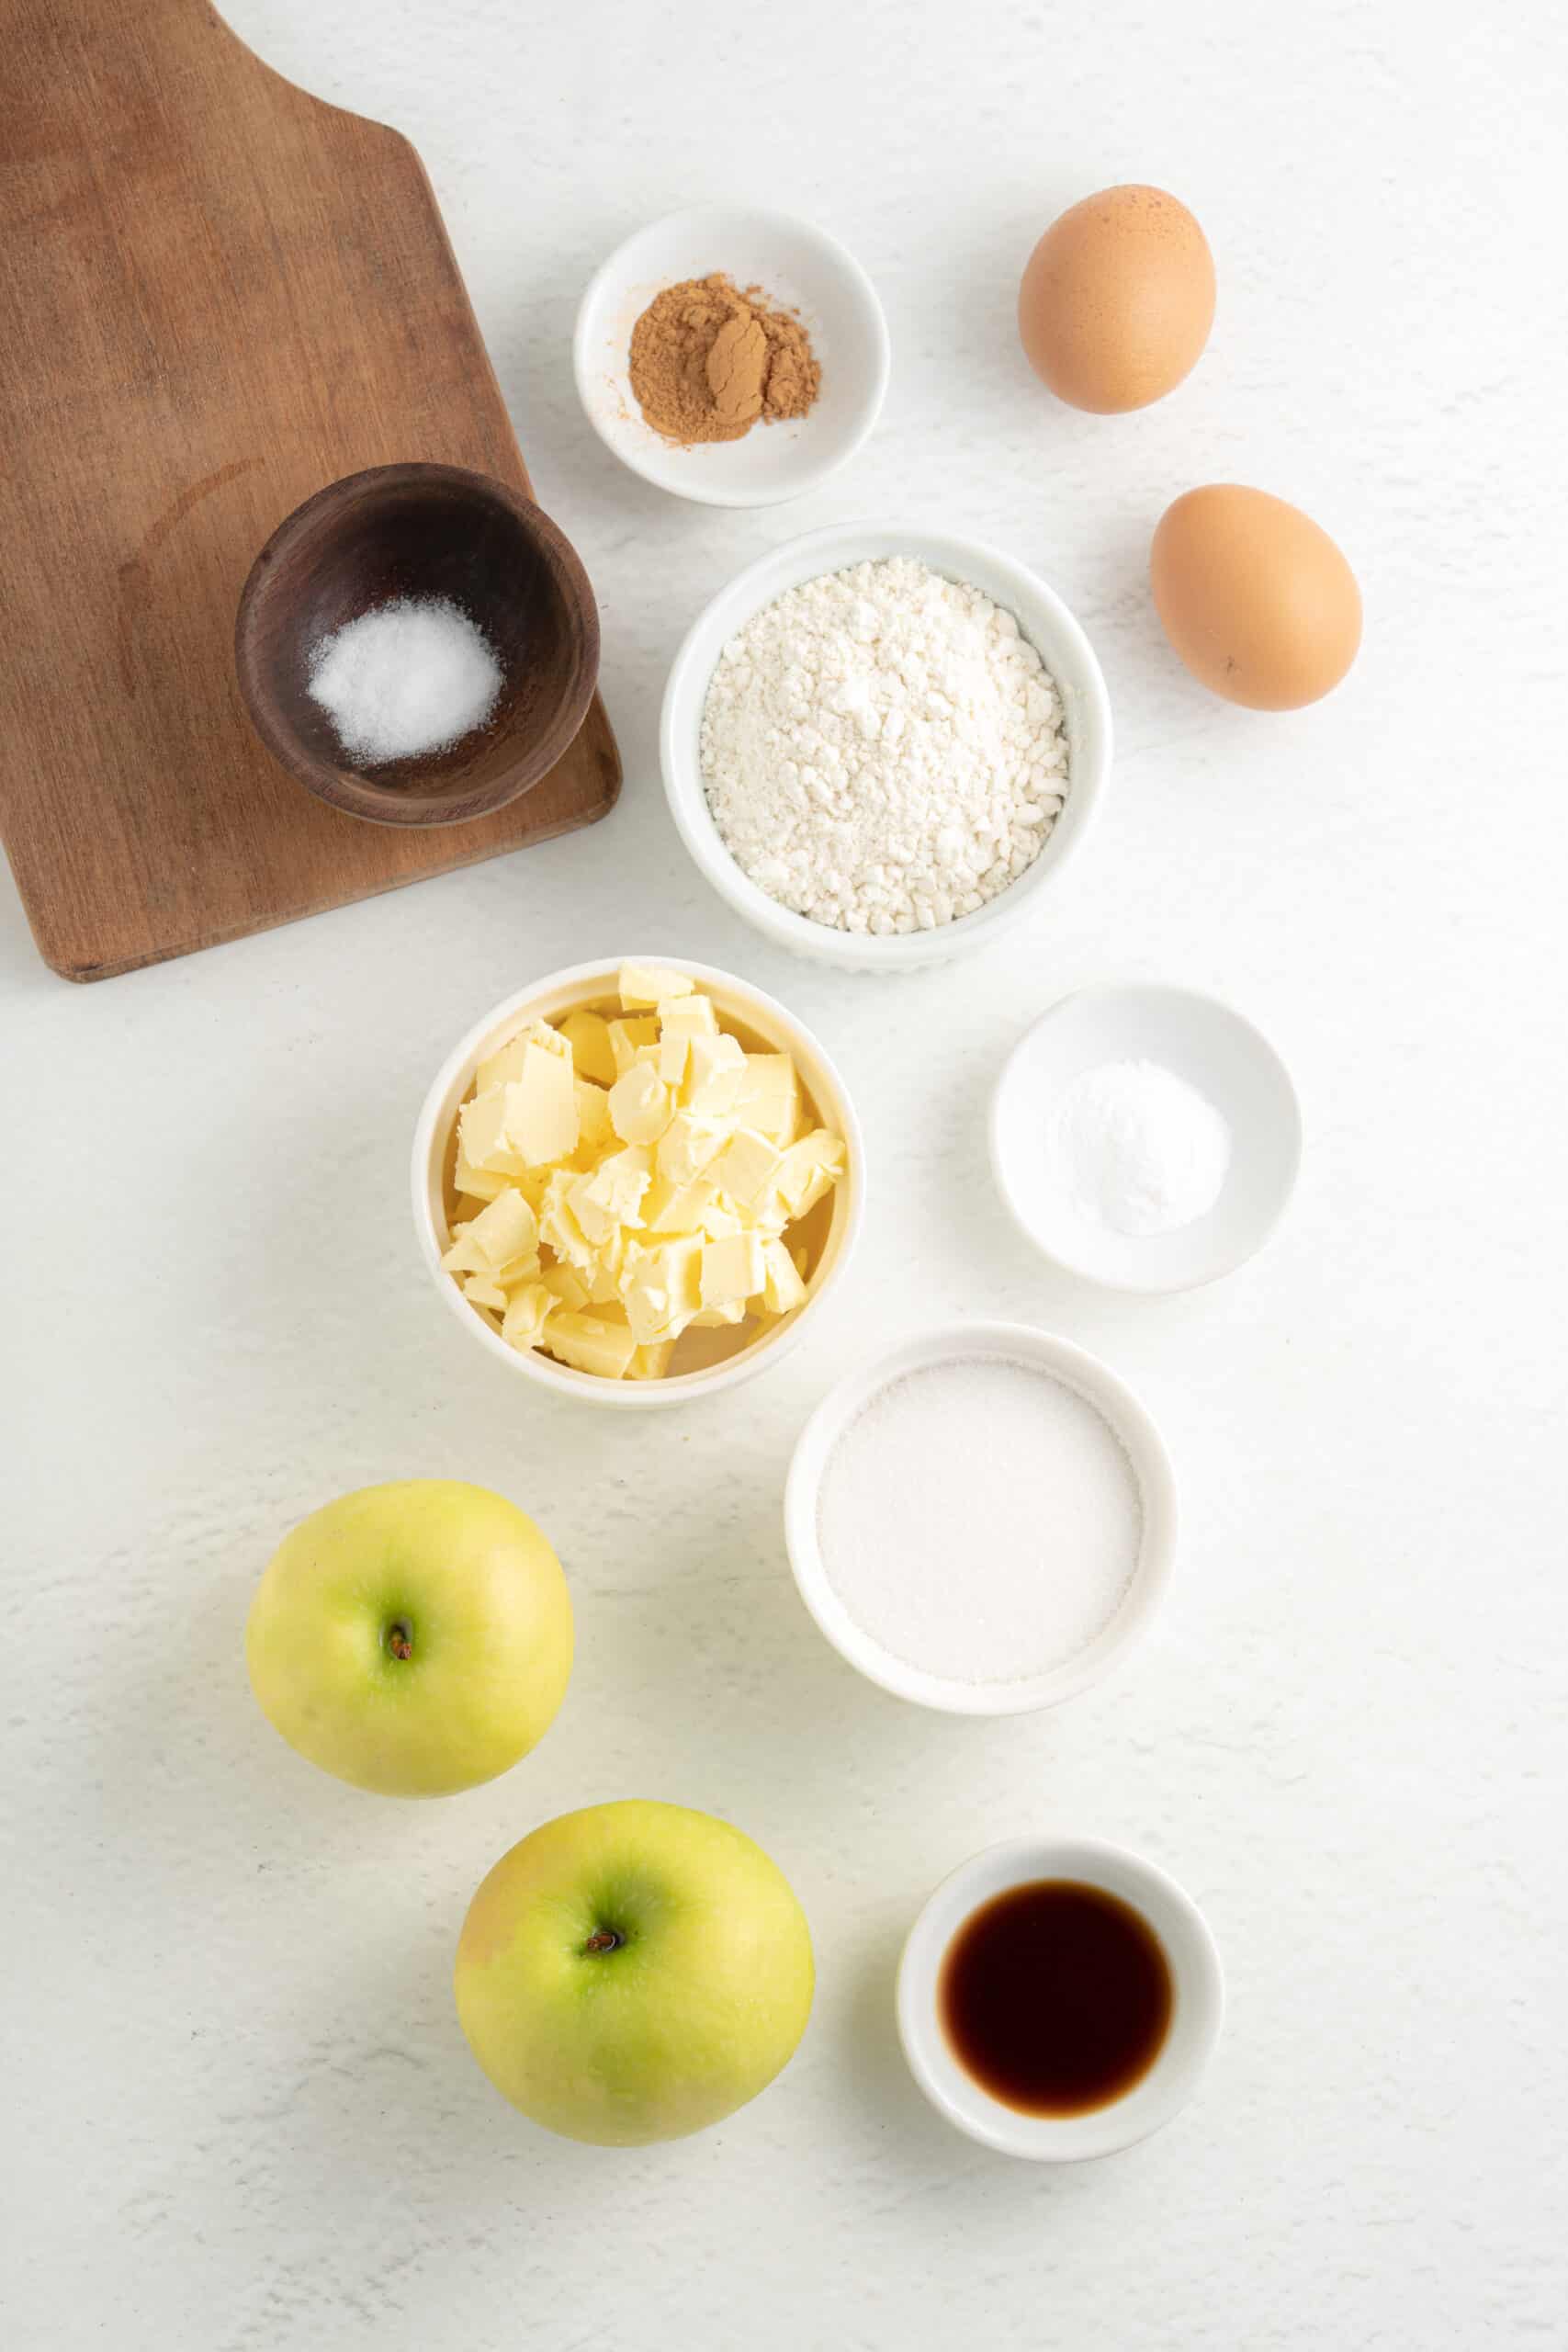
[939,1879,1172,2117]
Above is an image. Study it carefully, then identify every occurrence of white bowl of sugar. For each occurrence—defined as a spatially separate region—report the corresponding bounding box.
[784,1322,1176,1714]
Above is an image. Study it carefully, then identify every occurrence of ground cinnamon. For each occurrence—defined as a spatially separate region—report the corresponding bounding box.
[627,275,820,447]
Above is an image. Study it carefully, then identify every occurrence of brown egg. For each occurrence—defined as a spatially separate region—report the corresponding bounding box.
[1019,186,1215,413]
[1151,485,1362,710]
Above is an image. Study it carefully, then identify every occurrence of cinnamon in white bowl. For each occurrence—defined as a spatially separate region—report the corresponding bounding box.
[628,275,819,447]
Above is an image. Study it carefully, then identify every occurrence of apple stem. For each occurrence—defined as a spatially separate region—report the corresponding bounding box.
[386,1622,412,1661]
[584,1928,623,1954]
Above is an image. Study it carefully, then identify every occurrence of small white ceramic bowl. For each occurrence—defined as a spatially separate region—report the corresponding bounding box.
[412,958,864,1410]
[784,1321,1175,1711]
[990,982,1303,1293]
[661,522,1111,972]
[573,206,889,507]
[897,1836,1224,2161]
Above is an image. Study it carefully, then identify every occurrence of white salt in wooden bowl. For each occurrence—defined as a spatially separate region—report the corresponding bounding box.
[784,1322,1176,1713]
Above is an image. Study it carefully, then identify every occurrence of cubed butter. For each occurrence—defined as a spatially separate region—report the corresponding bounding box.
[475,1188,539,1267]
[574,1078,614,1151]
[607,1016,660,1077]
[619,1235,703,1344]
[570,1145,651,1245]
[460,1159,550,1214]
[476,1018,570,1097]
[656,991,719,1085]
[657,1109,729,1185]
[441,1221,478,1272]
[492,1250,543,1287]
[609,1059,673,1145]
[451,1157,513,1203]
[566,1170,613,1249]
[475,1034,529,1095]
[440,1187,537,1273]
[504,1043,579,1167]
[644,1173,719,1234]
[658,990,717,1035]
[700,1229,765,1309]
[458,1084,530,1178]
[539,1171,597,1272]
[560,1010,617,1087]
[737,1053,802,1145]
[539,1261,590,1311]
[544,1312,638,1380]
[501,1282,557,1351]
[682,1031,747,1117]
[446,971,843,1382]
[586,1236,627,1305]
[760,1235,809,1315]
[773,1129,847,1218]
[712,1126,782,1207]
[619,963,694,1009]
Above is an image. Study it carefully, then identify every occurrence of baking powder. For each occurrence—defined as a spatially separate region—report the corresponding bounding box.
[700,559,1068,935]
[1045,1059,1231,1236]
[817,1356,1141,1684]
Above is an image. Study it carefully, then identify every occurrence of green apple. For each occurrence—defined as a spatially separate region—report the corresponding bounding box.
[454,1799,814,2143]
[245,1479,572,1797]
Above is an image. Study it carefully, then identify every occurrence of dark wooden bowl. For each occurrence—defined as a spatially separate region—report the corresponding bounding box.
[234,462,601,826]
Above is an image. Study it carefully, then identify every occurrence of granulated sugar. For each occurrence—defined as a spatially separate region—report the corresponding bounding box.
[307,596,502,764]
[816,1355,1142,1684]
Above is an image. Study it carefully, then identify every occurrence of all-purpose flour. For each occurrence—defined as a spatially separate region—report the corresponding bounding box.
[700,559,1068,935]
[817,1356,1142,1684]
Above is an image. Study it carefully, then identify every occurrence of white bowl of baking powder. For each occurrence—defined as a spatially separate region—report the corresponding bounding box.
[660,523,1112,972]
[990,982,1303,1293]
[784,1322,1175,1713]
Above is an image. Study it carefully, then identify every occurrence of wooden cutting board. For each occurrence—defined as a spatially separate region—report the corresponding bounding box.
[0,0,620,982]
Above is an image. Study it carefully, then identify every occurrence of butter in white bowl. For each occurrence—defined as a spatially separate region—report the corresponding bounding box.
[413,961,863,1408]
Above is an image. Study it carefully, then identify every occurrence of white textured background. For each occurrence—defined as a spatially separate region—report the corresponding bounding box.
[6,3,1565,2345]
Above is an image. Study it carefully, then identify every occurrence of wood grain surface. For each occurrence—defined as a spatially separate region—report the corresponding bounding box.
[0,0,620,981]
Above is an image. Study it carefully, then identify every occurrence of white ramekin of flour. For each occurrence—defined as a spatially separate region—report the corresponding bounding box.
[784,1322,1175,1713]
[660,524,1112,971]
